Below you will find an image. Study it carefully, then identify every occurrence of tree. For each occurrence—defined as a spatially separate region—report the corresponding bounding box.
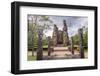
[36,16,53,60]
[38,15,53,33]
[72,34,79,45]
[83,27,88,47]
[28,15,39,56]
[28,15,53,57]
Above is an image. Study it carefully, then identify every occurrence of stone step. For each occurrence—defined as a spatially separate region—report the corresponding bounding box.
[51,51,72,56]
[53,47,69,51]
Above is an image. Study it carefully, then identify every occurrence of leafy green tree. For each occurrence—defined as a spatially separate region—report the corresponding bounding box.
[82,26,88,48]
[72,27,88,50]
[72,34,79,45]
[83,30,88,47]
[28,15,38,56]
[28,15,53,56]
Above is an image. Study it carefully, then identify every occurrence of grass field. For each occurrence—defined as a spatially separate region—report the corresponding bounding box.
[27,51,48,61]
[27,55,37,61]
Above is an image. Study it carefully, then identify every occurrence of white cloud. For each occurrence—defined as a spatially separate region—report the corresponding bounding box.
[28,15,88,37]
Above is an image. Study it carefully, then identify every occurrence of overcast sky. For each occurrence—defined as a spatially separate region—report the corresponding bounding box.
[28,15,88,38]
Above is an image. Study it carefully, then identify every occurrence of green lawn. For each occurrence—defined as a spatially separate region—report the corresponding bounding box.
[28,56,36,61]
[43,45,48,48]
[33,45,48,48]
[27,51,48,61]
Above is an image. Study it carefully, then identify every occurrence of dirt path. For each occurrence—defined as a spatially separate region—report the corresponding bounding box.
[28,50,88,60]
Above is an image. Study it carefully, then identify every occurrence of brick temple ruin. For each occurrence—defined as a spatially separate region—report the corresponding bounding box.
[52,20,69,47]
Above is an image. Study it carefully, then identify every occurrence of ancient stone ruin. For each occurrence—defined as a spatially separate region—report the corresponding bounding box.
[52,20,69,47]
[36,20,85,60]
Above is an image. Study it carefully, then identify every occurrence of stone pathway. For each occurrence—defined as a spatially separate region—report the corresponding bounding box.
[43,50,81,60]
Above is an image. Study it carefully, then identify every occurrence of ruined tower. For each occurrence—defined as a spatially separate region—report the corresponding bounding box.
[52,24,58,46]
[63,20,69,46]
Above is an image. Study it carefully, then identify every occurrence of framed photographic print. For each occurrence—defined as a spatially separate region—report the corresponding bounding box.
[11,1,98,74]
